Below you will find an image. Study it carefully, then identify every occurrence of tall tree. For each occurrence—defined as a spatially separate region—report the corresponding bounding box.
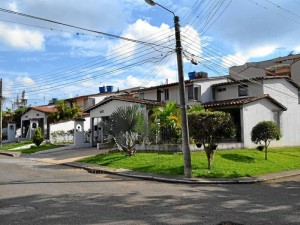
[188,111,236,169]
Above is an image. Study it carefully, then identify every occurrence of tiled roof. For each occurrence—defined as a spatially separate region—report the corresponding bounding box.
[85,95,165,112]
[29,106,58,113]
[202,95,287,111]
[211,76,300,89]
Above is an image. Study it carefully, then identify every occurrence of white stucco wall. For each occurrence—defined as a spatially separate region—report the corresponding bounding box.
[214,82,263,101]
[21,109,48,136]
[242,99,285,148]
[90,100,147,119]
[263,79,300,146]
[49,117,90,143]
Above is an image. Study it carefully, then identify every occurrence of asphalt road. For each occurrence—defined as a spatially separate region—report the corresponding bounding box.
[0,155,299,225]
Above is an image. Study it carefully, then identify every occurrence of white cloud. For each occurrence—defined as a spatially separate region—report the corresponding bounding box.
[8,1,18,11]
[0,23,44,50]
[16,75,35,87]
[222,45,277,68]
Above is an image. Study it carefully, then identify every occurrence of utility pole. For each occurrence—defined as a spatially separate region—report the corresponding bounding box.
[145,0,192,177]
[174,16,192,178]
[0,78,2,146]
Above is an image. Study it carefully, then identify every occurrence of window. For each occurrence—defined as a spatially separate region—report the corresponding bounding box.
[238,85,248,97]
[188,85,201,101]
[164,89,169,101]
[157,90,162,102]
[273,111,281,129]
[217,87,226,92]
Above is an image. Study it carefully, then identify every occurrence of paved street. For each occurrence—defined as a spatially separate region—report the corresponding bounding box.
[0,155,299,225]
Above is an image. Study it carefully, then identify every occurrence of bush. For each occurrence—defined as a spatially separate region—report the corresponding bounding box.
[32,127,44,147]
[251,121,281,160]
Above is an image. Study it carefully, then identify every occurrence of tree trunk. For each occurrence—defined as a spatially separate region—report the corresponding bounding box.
[204,145,216,170]
[264,142,268,160]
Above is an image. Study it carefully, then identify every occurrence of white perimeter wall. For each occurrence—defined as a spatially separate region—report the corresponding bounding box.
[49,117,90,143]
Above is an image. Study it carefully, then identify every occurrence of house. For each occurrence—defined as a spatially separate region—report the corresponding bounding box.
[137,75,228,105]
[229,53,300,84]
[203,76,300,148]
[64,86,143,111]
[21,106,57,139]
[85,95,164,147]
[85,74,228,147]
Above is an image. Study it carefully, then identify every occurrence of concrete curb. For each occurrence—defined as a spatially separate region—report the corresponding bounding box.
[63,161,300,184]
[2,151,300,184]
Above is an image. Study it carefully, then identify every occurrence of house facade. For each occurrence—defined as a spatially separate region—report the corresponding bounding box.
[21,106,57,139]
[203,76,300,148]
[85,95,164,147]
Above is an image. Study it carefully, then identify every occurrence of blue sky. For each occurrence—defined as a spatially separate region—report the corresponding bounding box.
[0,0,300,109]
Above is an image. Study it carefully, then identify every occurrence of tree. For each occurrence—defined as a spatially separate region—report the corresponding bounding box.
[13,107,27,128]
[251,121,281,160]
[32,127,44,147]
[101,106,146,156]
[48,100,82,123]
[188,111,236,169]
[150,102,181,144]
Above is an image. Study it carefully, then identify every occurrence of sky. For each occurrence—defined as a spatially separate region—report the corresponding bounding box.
[0,0,300,109]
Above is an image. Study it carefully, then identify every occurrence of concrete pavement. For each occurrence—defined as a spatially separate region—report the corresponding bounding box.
[1,147,300,184]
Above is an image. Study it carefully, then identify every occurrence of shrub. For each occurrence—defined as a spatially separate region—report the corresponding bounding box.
[251,121,281,160]
[32,127,44,147]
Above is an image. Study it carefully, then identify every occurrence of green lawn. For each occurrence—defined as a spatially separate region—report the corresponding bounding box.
[79,147,300,178]
[0,140,33,150]
[17,143,63,154]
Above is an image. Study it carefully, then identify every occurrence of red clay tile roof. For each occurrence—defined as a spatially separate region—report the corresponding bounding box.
[85,95,165,112]
[202,95,287,111]
[29,106,58,113]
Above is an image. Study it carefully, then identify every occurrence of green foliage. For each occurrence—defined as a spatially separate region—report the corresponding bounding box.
[48,100,82,123]
[188,111,236,169]
[251,121,281,160]
[32,127,44,147]
[150,102,181,144]
[188,103,204,114]
[102,106,146,156]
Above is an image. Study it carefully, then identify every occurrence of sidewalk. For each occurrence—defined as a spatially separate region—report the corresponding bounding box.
[1,148,300,184]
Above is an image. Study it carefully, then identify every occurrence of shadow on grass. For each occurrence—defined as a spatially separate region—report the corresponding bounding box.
[221,153,255,163]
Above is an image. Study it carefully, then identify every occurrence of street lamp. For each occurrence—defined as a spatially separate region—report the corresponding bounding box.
[145,0,192,178]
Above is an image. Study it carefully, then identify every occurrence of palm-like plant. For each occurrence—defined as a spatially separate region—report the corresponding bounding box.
[102,106,146,156]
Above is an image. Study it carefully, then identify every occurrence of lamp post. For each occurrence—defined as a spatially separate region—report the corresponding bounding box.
[145,0,192,178]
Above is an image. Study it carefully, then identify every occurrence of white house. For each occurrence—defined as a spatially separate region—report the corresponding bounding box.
[85,95,164,147]
[85,74,229,147]
[21,106,57,139]
[137,75,228,105]
[203,76,300,148]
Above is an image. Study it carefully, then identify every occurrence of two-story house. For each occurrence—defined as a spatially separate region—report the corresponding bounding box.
[203,76,300,148]
[85,74,228,147]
